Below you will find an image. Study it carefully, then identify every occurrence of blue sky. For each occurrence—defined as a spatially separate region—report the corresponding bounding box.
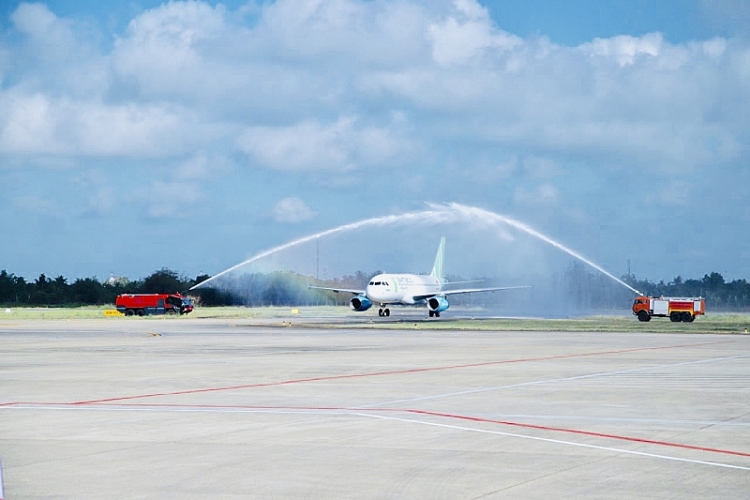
[1,0,748,285]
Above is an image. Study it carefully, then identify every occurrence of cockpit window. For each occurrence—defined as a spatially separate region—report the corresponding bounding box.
[369,281,374,285]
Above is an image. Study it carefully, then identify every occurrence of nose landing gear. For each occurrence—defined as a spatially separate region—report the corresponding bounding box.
[378,308,390,317]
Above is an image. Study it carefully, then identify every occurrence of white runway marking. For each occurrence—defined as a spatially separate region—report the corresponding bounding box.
[5,403,749,471]
[357,413,750,471]
[364,355,748,407]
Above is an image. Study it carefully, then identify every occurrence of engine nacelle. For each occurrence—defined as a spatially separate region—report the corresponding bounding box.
[350,294,372,312]
[427,296,449,313]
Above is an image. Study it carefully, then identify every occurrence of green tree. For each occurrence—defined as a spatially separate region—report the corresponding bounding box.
[0,270,17,303]
[72,278,104,304]
[142,268,188,294]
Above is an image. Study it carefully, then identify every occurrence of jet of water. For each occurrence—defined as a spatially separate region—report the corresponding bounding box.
[190,203,640,295]
[190,207,450,290]
[442,203,641,295]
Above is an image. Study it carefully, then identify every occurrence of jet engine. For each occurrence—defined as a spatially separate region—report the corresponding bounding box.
[350,294,372,312]
[427,296,449,313]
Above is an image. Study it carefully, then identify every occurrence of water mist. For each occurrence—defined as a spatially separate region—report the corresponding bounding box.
[191,203,640,295]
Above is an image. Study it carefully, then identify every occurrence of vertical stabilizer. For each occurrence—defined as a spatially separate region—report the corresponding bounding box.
[430,237,446,288]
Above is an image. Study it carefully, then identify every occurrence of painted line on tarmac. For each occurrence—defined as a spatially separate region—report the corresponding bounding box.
[364,354,748,407]
[404,409,750,458]
[468,414,750,427]
[66,339,733,405]
[6,400,750,428]
[5,401,750,463]
[359,412,750,471]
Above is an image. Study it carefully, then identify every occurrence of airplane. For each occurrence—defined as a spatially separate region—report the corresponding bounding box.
[309,237,529,317]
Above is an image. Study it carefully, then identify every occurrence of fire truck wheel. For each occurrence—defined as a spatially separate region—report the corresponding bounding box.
[137,309,145,317]
[670,312,682,322]
[637,311,650,322]
[125,309,134,317]
[682,312,694,322]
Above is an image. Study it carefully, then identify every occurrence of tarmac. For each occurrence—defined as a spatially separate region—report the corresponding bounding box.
[1,316,749,499]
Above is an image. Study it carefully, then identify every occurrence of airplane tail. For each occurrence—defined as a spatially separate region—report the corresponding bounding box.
[430,237,446,288]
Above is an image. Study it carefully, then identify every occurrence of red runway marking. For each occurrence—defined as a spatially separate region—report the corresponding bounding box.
[69,340,732,405]
[405,409,750,458]
[5,401,749,459]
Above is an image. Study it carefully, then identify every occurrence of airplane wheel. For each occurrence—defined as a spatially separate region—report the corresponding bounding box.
[429,310,434,317]
[378,309,383,317]
[435,312,440,318]
[384,308,390,317]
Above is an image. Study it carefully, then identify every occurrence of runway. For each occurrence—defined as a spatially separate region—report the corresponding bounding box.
[1,318,749,498]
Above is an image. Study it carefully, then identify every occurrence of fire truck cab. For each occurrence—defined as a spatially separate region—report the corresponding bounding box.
[632,295,705,323]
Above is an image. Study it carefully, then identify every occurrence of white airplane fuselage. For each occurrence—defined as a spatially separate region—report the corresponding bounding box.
[365,273,441,305]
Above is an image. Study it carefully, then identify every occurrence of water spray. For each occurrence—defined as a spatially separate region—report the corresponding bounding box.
[190,203,641,295]
[441,203,641,295]
[190,208,450,290]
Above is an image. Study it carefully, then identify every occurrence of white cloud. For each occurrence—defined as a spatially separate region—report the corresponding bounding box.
[11,2,76,58]
[12,3,59,37]
[273,197,318,223]
[428,0,522,66]
[580,33,663,66]
[112,1,227,97]
[136,180,205,218]
[237,116,412,171]
[0,0,747,180]
[176,153,233,180]
[0,91,217,157]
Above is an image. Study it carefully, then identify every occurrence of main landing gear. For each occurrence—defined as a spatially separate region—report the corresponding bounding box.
[378,308,390,317]
[428,310,440,318]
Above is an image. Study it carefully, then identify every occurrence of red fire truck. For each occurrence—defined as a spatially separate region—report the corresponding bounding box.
[632,295,705,323]
[115,293,194,316]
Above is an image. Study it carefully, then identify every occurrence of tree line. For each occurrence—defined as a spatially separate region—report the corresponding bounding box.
[1,264,748,311]
[564,261,750,311]
[0,269,230,307]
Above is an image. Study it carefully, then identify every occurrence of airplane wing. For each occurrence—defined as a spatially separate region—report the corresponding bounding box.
[308,285,365,295]
[412,285,531,301]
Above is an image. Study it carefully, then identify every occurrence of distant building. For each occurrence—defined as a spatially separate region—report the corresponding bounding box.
[106,274,129,286]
